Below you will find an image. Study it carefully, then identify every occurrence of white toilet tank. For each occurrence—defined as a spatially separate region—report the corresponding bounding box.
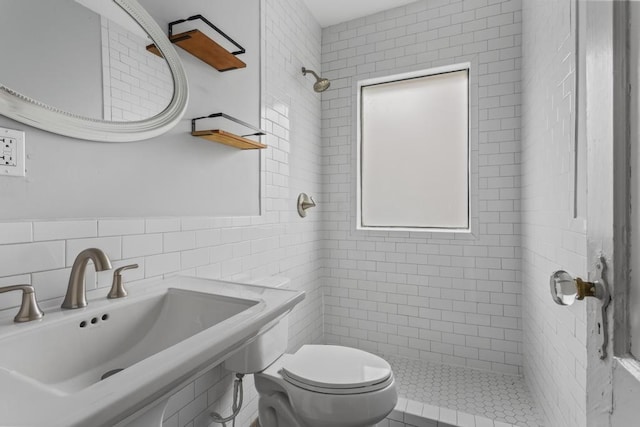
[224,277,291,374]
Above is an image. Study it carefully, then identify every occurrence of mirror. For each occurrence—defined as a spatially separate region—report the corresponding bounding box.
[0,0,188,142]
[1,0,173,122]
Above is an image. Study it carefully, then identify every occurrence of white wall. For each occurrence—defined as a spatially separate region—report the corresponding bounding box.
[0,0,324,425]
[521,1,587,426]
[321,0,524,375]
[0,0,261,219]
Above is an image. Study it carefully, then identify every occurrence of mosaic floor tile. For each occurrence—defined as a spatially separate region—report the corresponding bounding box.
[384,355,545,427]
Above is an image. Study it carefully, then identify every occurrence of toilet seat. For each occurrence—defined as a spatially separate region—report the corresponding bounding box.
[280,345,393,394]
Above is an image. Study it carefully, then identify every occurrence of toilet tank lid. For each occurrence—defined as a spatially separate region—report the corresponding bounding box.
[281,345,392,390]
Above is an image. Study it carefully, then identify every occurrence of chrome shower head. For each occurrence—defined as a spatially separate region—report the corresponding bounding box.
[302,67,330,93]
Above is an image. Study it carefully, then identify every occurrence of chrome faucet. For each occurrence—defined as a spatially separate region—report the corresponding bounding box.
[62,248,112,309]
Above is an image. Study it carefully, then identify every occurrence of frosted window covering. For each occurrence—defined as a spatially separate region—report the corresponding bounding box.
[359,69,469,230]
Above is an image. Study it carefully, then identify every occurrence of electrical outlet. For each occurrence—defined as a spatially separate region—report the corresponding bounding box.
[2,138,17,167]
[0,128,25,177]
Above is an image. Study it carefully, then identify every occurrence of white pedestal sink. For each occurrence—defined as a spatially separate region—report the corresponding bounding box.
[0,276,305,427]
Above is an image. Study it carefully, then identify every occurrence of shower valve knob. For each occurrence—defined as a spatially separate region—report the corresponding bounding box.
[297,193,316,218]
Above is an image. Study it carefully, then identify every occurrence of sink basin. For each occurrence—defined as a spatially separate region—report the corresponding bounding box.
[0,288,256,393]
[0,276,305,427]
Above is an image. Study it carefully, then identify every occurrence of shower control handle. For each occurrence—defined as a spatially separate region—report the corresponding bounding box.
[297,193,316,217]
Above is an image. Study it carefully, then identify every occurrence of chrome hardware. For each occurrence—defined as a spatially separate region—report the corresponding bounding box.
[550,256,611,359]
[62,248,112,309]
[297,193,316,218]
[108,264,139,299]
[0,285,44,323]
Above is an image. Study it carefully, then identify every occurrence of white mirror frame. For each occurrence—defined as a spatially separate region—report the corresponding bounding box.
[0,0,188,142]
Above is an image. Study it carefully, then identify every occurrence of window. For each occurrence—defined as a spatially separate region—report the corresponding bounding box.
[357,64,470,232]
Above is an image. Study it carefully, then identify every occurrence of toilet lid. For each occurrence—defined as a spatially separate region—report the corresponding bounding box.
[281,345,392,390]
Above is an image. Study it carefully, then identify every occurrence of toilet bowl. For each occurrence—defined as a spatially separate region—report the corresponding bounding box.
[254,345,397,427]
[224,278,397,427]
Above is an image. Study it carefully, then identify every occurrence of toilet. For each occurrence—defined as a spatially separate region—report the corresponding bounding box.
[224,277,397,427]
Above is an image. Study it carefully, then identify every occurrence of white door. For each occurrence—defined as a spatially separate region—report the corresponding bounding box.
[584,1,640,425]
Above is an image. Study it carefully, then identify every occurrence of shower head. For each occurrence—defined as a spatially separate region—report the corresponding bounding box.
[302,67,330,93]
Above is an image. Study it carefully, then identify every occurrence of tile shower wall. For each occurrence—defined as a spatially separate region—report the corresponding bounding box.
[0,0,323,425]
[321,0,524,375]
[521,1,587,426]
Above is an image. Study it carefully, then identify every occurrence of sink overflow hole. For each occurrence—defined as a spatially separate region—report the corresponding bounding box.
[101,368,124,380]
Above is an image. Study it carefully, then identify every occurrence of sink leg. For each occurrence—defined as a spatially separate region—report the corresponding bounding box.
[114,397,170,427]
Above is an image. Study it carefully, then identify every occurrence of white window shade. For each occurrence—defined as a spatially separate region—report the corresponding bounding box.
[358,67,469,231]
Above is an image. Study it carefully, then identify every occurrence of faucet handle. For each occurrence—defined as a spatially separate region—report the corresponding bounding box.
[108,264,139,299]
[0,285,44,323]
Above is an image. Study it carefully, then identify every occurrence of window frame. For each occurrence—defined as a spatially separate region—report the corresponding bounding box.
[356,63,472,233]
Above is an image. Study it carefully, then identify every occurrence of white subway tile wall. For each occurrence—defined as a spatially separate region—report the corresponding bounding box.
[0,0,323,426]
[321,0,523,375]
[521,1,587,427]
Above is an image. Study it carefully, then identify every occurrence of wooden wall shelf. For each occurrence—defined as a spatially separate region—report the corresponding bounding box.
[191,113,267,150]
[147,14,246,73]
[192,130,266,149]
[147,30,246,72]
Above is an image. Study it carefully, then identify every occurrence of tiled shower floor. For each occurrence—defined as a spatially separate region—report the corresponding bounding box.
[385,355,545,427]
